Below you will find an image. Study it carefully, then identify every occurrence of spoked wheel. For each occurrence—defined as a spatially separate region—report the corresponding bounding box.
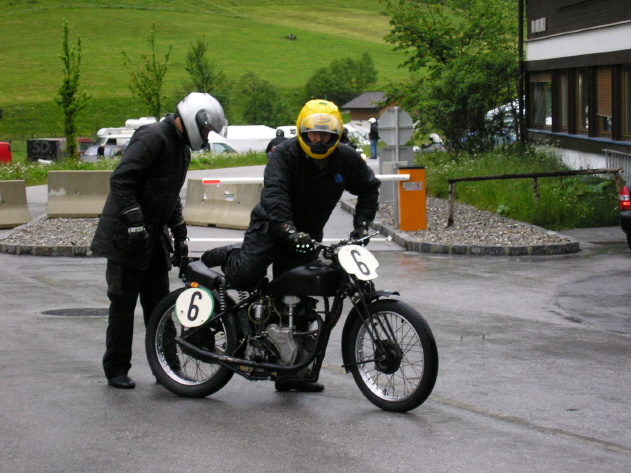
[146,288,236,398]
[347,300,438,412]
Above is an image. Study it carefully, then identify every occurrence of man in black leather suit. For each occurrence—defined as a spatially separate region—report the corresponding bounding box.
[201,99,381,393]
[91,93,226,390]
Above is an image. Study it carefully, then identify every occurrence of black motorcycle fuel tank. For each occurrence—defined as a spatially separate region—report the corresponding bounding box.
[268,262,342,297]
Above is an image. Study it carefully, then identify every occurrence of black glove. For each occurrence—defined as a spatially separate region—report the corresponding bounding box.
[171,240,188,267]
[170,222,188,267]
[128,226,149,256]
[350,225,370,246]
[280,222,315,254]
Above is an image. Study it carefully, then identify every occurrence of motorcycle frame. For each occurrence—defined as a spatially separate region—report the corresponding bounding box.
[172,243,400,382]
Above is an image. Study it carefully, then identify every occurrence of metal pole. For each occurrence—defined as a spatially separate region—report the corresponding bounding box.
[394,106,400,163]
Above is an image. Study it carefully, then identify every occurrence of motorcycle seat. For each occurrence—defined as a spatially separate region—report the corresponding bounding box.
[186,260,227,290]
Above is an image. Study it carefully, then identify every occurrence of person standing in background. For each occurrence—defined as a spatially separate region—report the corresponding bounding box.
[368,117,379,159]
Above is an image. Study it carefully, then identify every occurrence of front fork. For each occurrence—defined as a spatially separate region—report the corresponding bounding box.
[340,282,400,371]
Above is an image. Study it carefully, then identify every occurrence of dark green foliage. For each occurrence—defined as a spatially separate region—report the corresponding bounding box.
[179,36,233,118]
[238,72,292,128]
[122,22,172,118]
[55,22,91,160]
[383,0,519,152]
[304,52,378,105]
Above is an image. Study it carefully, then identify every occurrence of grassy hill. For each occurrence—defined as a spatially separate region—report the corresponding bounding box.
[0,0,408,149]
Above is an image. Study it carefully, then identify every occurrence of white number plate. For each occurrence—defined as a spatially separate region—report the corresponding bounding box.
[175,287,215,328]
[338,245,379,281]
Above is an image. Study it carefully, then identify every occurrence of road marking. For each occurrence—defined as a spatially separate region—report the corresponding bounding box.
[188,238,391,242]
[432,394,631,456]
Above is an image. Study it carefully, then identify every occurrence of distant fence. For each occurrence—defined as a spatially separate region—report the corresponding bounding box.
[447,168,623,227]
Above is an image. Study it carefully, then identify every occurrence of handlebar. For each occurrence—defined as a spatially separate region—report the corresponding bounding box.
[314,231,379,259]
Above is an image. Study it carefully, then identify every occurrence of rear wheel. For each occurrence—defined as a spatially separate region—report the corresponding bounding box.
[346,300,438,413]
[146,288,236,398]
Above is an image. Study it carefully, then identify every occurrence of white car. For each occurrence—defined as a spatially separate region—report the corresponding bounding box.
[80,144,125,161]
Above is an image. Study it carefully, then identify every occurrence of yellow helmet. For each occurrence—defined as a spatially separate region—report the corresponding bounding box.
[296,99,343,159]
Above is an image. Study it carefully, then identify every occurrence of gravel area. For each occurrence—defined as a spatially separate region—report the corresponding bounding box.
[1,197,570,249]
[1,216,98,247]
[375,197,571,247]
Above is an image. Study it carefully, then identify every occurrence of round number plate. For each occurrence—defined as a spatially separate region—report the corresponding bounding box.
[175,287,215,328]
[338,245,379,281]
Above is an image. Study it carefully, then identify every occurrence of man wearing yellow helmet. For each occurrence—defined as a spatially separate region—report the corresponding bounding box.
[200,99,381,391]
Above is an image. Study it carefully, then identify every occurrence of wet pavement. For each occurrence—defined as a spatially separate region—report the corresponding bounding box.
[0,163,630,472]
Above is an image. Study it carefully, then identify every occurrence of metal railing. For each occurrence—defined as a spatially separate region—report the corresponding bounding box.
[604,149,631,176]
[447,168,623,227]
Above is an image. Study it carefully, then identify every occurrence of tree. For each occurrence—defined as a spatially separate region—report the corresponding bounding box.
[238,72,291,127]
[122,22,172,118]
[55,22,91,160]
[180,36,232,117]
[383,0,519,153]
[304,53,378,105]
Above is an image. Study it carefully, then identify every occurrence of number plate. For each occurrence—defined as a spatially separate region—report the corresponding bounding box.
[338,245,379,281]
[175,287,215,328]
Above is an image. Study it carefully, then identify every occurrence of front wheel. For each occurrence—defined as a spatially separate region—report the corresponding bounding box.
[146,287,237,398]
[346,300,438,412]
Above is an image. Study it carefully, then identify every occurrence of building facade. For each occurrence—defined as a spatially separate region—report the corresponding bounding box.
[525,0,631,170]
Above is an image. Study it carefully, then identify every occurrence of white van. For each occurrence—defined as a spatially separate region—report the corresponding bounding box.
[95,117,157,146]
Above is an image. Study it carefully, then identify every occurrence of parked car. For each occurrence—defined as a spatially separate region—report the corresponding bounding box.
[619,177,631,249]
[206,141,237,154]
[77,137,95,155]
[80,144,125,162]
[195,138,237,155]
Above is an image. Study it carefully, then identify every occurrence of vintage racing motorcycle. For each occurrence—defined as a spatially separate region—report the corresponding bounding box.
[146,236,438,413]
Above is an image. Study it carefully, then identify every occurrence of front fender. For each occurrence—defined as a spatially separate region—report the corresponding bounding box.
[340,291,399,373]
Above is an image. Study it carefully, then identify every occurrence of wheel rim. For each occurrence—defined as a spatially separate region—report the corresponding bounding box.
[355,311,425,402]
[154,305,228,385]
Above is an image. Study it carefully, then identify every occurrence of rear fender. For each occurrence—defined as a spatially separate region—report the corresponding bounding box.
[340,291,399,372]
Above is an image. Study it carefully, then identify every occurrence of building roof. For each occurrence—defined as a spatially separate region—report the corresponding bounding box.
[341,92,386,110]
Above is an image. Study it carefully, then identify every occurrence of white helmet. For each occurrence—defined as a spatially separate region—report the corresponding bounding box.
[177,93,226,151]
[429,133,443,144]
[368,117,377,124]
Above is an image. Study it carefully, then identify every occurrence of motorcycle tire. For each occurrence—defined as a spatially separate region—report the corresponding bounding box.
[346,299,438,413]
[146,287,237,398]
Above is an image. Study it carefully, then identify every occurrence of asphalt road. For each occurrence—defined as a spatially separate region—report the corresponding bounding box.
[1,162,630,472]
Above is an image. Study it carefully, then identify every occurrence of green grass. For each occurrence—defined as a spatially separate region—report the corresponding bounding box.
[0,0,406,142]
[416,147,620,230]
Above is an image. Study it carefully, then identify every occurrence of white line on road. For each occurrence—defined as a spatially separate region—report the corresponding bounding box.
[188,237,391,242]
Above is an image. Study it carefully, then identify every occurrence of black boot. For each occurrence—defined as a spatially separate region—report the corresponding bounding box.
[201,246,231,268]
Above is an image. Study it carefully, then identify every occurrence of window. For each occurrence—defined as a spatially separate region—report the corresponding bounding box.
[531,73,552,128]
[597,67,612,135]
[577,70,589,133]
[560,72,569,131]
[625,67,631,141]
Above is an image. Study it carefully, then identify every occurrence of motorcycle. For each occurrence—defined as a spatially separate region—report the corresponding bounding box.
[146,235,438,413]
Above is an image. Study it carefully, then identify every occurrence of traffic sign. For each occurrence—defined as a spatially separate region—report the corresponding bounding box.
[378,107,414,146]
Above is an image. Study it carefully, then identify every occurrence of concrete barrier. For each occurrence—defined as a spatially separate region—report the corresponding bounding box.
[0,180,32,229]
[47,170,112,218]
[183,178,262,230]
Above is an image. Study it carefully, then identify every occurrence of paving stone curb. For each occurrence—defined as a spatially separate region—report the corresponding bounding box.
[0,241,93,257]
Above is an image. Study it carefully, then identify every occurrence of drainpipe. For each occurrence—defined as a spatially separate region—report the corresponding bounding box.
[518,0,525,143]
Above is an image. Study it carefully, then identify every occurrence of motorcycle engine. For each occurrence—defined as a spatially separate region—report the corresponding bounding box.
[244,295,312,366]
[266,324,298,365]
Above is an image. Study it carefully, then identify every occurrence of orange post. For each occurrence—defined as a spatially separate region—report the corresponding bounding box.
[397,166,426,231]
